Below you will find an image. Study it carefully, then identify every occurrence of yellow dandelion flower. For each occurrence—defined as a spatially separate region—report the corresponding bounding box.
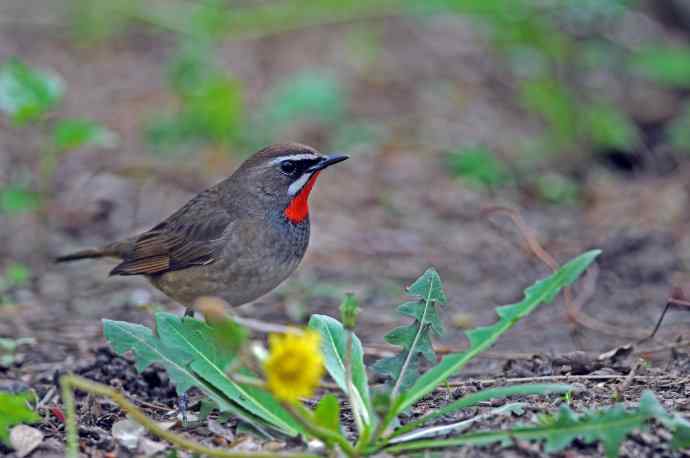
[264,330,324,403]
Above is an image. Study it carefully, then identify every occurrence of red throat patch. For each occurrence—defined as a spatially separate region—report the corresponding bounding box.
[284,172,321,223]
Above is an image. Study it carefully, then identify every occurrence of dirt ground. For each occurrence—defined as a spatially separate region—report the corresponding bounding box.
[1,7,689,457]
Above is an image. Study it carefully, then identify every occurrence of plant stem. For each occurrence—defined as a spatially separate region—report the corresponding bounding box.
[353,425,372,455]
[60,374,319,458]
[373,320,434,445]
[60,378,78,458]
[390,318,432,402]
[284,402,358,457]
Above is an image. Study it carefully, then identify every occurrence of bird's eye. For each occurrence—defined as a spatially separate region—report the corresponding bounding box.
[280,160,297,176]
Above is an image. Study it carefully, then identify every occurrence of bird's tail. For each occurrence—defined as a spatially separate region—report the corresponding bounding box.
[55,247,116,263]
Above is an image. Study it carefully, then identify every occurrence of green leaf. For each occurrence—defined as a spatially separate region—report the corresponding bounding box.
[0,58,63,124]
[630,46,690,88]
[372,267,447,392]
[534,173,579,205]
[0,337,35,353]
[4,262,30,287]
[583,103,639,151]
[666,102,690,153]
[447,146,510,188]
[147,74,244,150]
[308,314,372,427]
[103,313,300,436]
[260,71,345,128]
[314,393,341,434]
[390,383,572,439]
[393,250,600,415]
[0,392,39,444]
[154,314,300,436]
[52,119,117,153]
[385,391,686,457]
[0,184,41,215]
[519,78,577,143]
[183,75,244,145]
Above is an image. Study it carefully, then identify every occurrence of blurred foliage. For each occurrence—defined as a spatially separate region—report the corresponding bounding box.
[4,0,690,204]
[259,72,345,130]
[630,46,690,88]
[533,173,579,205]
[52,119,117,154]
[667,103,690,153]
[0,59,64,124]
[147,42,244,153]
[0,58,117,213]
[443,0,641,159]
[0,337,34,367]
[447,147,510,188]
[0,184,41,215]
[0,261,31,305]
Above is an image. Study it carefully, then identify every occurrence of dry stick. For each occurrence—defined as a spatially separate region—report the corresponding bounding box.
[617,359,643,397]
[635,338,690,355]
[444,373,673,386]
[484,207,690,356]
[644,298,690,341]
[483,206,668,341]
[363,344,537,361]
[60,374,319,458]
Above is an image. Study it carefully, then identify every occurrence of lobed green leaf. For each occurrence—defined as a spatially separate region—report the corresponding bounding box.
[372,267,447,391]
[385,391,688,457]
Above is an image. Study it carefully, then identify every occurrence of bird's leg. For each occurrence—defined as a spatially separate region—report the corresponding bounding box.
[178,391,189,426]
[179,306,194,424]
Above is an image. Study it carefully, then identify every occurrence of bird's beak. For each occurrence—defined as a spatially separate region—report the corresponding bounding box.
[306,154,349,173]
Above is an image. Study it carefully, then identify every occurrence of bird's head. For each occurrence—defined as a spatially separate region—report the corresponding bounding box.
[233,143,349,223]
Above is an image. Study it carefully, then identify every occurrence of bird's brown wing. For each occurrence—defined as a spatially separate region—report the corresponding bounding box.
[110,191,233,276]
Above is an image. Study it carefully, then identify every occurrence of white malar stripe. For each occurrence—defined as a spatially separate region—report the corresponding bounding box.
[288,172,313,196]
[270,153,320,165]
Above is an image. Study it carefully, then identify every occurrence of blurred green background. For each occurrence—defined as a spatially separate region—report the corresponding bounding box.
[3,0,690,207]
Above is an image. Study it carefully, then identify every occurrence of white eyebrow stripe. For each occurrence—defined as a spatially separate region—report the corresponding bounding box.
[270,153,321,164]
[288,172,313,196]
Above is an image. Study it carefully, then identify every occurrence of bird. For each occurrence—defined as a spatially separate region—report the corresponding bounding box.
[56,143,348,313]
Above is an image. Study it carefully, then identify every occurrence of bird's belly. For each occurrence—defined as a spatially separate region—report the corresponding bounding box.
[150,255,302,307]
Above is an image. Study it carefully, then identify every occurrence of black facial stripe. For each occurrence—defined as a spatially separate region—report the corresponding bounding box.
[280,157,323,177]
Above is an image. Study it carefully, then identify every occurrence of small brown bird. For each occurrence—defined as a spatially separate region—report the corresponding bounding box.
[56,143,348,311]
